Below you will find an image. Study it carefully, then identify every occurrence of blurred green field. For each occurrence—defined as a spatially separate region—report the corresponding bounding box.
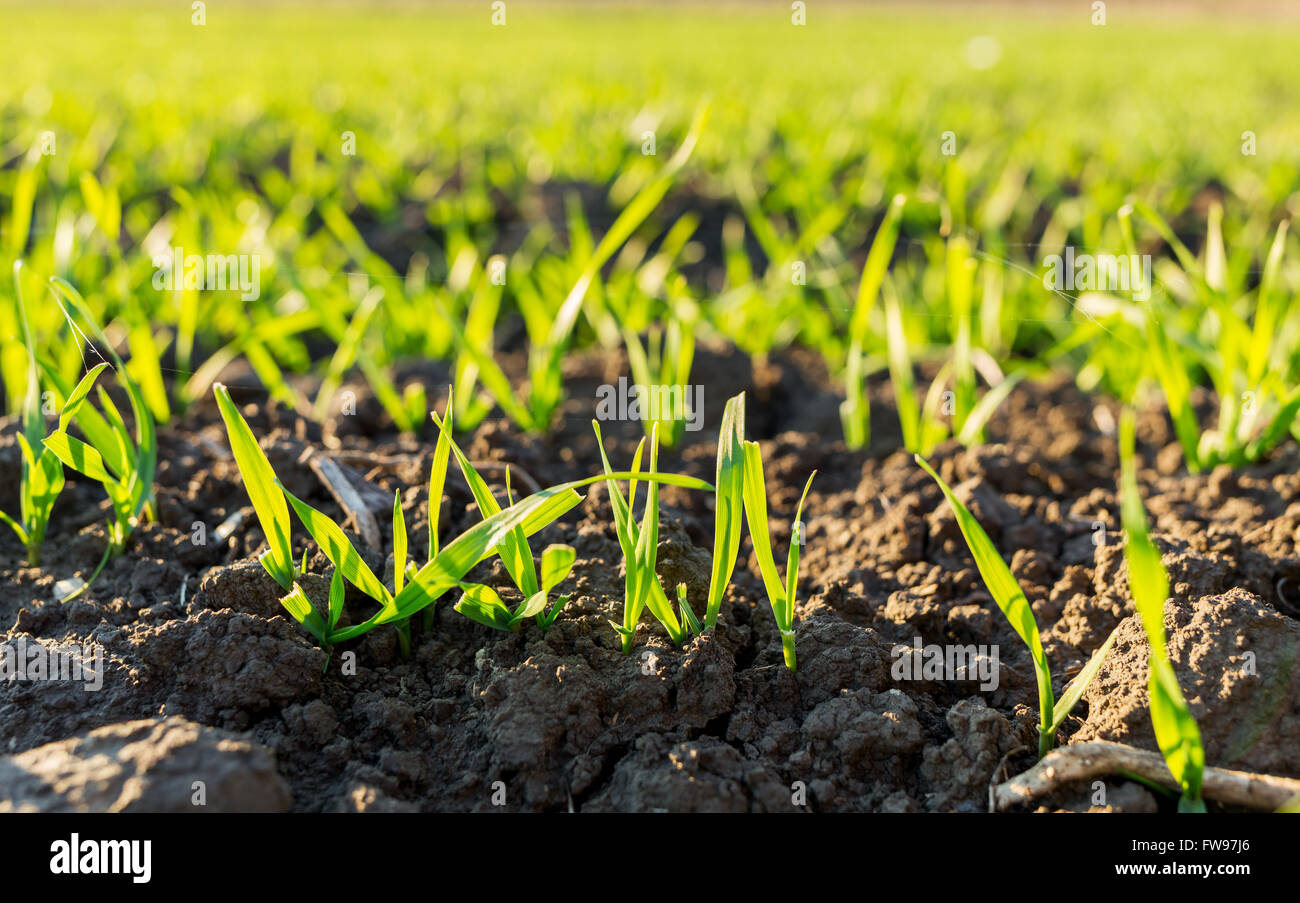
[3,1,1300,460]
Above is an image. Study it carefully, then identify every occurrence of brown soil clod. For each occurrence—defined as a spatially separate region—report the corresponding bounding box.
[0,716,291,813]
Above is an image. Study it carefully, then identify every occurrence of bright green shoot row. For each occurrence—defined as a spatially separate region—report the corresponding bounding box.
[11,171,1300,476]
[217,382,716,651]
[216,382,817,669]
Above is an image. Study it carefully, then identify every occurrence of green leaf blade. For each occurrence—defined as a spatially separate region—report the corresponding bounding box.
[282,486,391,607]
[705,392,746,629]
[215,384,296,589]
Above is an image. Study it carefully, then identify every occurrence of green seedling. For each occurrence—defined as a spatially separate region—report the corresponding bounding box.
[1119,409,1207,812]
[0,263,65,566]
[274,450,545,656]
[276,480,425,655]
[423,391,453,629]
[431,388,579,632]
[39,278,158,600]
[43,278,158,545]
[592,420,700,651]
[312,285,383,422]
[214,383,300,590]
[741,440,814,671]
[676,581,702,636]
[916,455,1117,757]
[842,193,906,450]
[454,544,576,632]
[703,391,746,630]
[883,276,924,454]
[42,361,155,598]
[313,208,430,433]
[954,371,1025,447]
[218,379,416,649]
[447,248,508,431]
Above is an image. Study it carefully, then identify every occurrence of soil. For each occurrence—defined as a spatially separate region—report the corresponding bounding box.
[2,345,1298,812]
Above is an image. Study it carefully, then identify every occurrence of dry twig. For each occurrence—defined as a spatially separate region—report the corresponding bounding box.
[994,740,1300,811]
[307,453,383,550]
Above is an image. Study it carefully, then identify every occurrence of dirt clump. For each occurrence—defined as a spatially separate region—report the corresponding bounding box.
[0,716,290,812]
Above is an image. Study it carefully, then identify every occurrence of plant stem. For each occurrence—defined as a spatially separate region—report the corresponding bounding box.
[1037,725,1053,760]
[396,619,412,659]
[780,629,797,671]
[61,541,115,603]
